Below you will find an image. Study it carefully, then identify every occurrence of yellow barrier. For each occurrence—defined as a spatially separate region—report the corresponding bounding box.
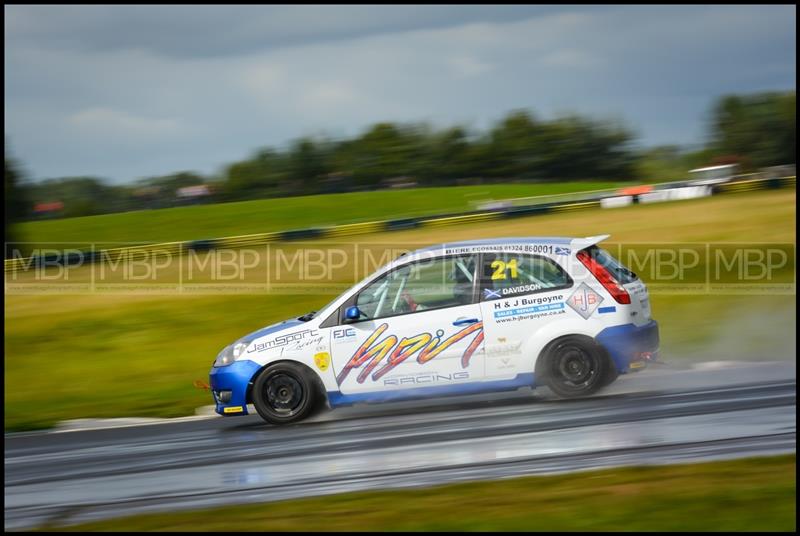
[320,221,385,238]
[549,200,602,213]
[215,232,282,249]
[422,212,501,228]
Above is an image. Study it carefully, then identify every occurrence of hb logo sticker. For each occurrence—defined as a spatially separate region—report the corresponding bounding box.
[567,283,603,319]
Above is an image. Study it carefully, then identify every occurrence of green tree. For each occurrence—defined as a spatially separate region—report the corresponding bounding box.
[484,110,635,182]
[222,149,289,201]
[423,127,474,185]
[288,138,330,195]
[344,123,420,187]
[634,145,718,183]
[710,91,796,169]
[30,177,123,217]
[485,110,543,180]
[141,171,207,194]
[5,148,30,258]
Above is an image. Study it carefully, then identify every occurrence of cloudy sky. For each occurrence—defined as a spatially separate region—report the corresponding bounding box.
[4,5,796,184]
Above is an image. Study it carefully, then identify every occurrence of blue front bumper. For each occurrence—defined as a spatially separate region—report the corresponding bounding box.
[209,360,261,416]
[595,320,660,374]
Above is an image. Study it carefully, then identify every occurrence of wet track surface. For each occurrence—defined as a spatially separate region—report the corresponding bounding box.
[4,362,796,530]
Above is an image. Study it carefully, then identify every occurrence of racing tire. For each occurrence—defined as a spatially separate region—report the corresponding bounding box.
[541,336,607,398]
[252,362,318,425]
[599,357,620,387]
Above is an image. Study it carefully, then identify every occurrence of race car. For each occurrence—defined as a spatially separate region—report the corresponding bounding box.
[209,235,659,424]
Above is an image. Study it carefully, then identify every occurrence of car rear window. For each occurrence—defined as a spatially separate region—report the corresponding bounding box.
[582,245,639,284]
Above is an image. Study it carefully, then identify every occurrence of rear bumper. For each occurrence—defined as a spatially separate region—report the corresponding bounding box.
[595,320,660,374]
[208,360,261,416]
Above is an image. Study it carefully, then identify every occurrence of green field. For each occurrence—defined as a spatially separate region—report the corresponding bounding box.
[4,188,796,431]
[40,455,796,531]
[14,182,622,247]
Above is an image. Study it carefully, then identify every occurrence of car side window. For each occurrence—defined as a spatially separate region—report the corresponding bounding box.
[355,254,478,320]
[480,252,572,301]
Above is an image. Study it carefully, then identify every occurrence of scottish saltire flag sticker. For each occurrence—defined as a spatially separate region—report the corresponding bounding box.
[483,288,502,299]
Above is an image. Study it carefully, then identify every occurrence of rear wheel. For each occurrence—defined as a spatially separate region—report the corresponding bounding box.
[599,355,620,387]
[252,362,318,425]
[542,337,607,398]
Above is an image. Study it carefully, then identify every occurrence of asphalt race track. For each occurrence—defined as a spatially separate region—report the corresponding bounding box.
[4,361,796,530]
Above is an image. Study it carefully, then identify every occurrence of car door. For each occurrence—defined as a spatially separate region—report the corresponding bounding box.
[478,251,574,379]
[329,254,485,395]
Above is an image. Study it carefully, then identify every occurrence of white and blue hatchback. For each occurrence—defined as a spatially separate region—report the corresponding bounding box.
[209,235,659,424]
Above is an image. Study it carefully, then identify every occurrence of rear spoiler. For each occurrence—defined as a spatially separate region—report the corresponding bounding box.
[570,234,611,251]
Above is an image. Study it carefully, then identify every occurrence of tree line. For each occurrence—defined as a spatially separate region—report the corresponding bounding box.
[5,90,796,225]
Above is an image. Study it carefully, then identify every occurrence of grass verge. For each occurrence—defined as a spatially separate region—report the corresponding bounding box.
[39,454,796,531]
[4,189,796,431]
[14,182,622,247]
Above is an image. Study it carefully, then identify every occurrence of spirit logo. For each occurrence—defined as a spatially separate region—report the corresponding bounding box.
[336,322,484,384]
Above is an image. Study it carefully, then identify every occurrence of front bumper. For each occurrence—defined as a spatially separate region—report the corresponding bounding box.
[595,320,660,374]
[209,360,261,416]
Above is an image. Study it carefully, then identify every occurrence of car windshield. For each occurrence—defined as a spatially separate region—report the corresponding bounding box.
[297,252,408,322]
[297,288,356,322]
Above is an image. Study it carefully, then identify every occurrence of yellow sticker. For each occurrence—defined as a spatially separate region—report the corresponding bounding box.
[490,259,519,280]
[223,406,244,414]
[314,352,330,371]
[490,260,506,280]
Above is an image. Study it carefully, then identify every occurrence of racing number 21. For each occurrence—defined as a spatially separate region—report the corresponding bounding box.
[490,259,518,280]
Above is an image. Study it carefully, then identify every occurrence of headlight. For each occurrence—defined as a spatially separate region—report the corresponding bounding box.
[214,341,248,367]
[232,341,247,358]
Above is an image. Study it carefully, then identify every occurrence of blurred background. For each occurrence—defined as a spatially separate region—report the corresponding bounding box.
[4,5,796,227]
[3,4,796,532]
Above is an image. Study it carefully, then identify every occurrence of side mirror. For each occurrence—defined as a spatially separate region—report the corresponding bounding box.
[345,305,364,322]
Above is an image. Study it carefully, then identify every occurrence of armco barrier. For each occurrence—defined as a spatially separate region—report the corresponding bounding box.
[714,175,795,194]
[321,220,385,238]
[548,200,602,213]
[385,218,421,231]
[215,231,282,249]
[5,175,795,275]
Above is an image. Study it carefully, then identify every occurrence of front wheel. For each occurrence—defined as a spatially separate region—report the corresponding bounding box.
[541,337,607,398]
[252,363,318,425]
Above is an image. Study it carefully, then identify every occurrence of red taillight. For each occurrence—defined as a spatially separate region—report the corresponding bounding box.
[576,250,631,304]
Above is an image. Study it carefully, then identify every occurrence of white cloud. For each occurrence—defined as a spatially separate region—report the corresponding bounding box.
[298,81,359,110]
[68,107,184,138]
[238,63,287,97]
[3,5,795,183]
[541,49,601,69]
[448,56,493,78]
